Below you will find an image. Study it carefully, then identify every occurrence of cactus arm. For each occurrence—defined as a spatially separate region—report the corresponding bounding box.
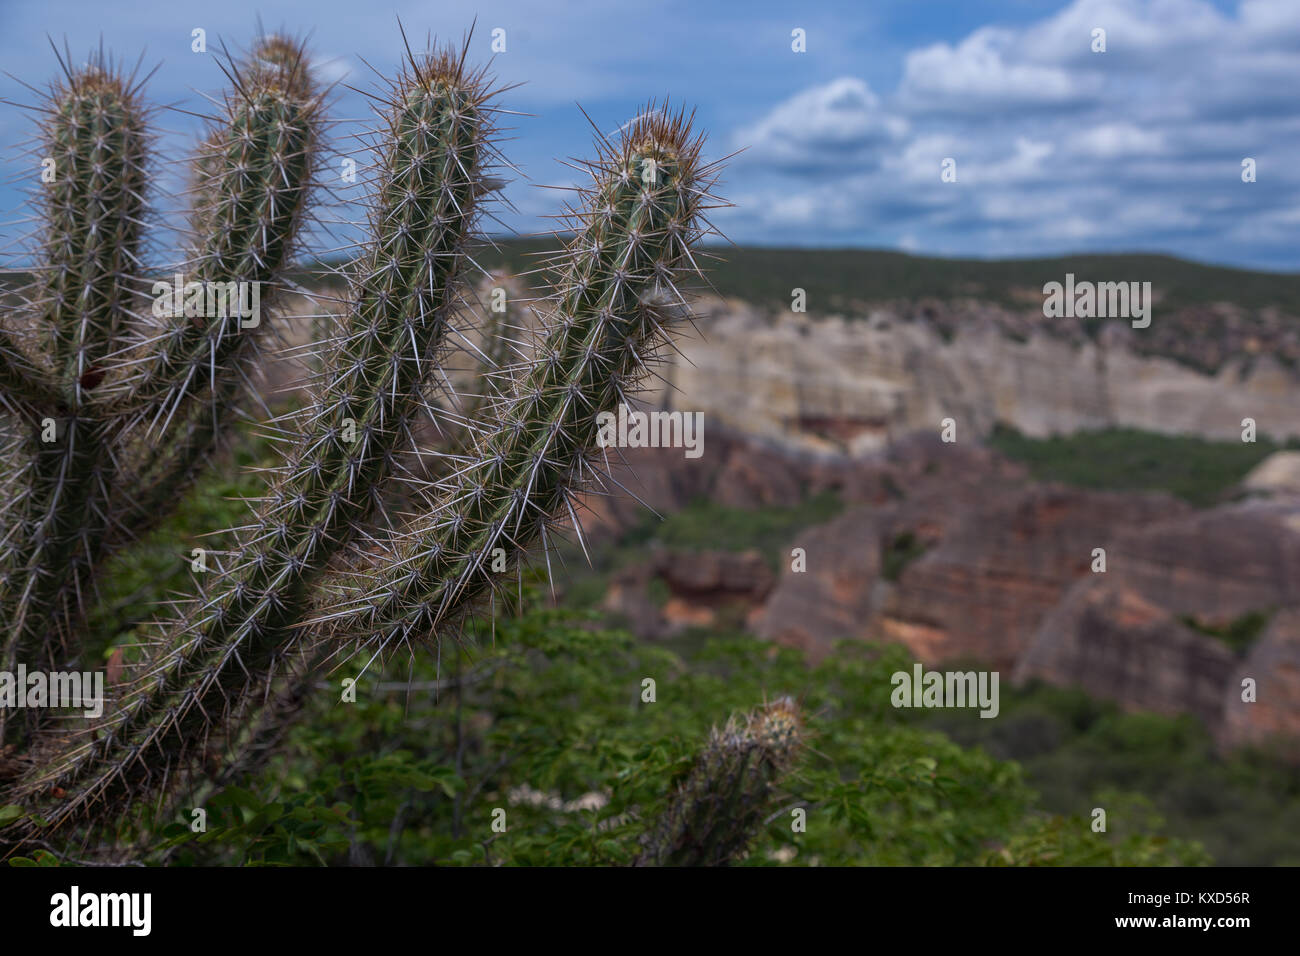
[328,109,716,654]
[0,40,326,699]
[5,46,495,838]
[0,61,150,708]
[635,698,804,866]
[39,63,151,407]
[78,37,325,598]
[97,36,321,429]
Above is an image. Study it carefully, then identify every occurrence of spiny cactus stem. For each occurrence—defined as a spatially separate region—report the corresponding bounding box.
[331,108,712,655]
[7,47,494,838]
[0,38,325,716]
[636,697,803,866]
[0,61,150,678]
[39,62,150,408]
[103,38,320,424]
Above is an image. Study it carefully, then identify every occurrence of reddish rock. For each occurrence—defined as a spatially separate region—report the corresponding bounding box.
[1219,608,1300,757]
[573,425,1300,747]
[603,548,774,639]
[750,506,886,660]
[1107,500,1300,617]
[880,486,1187,670]
[1015,579,1236,727]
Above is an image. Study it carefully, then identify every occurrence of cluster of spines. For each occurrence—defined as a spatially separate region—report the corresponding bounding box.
[635,697,805,866]
[5,42,499,836]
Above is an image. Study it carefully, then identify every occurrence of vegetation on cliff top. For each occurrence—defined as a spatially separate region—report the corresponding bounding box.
[468,239,1300,315]
[987,424,1299,508]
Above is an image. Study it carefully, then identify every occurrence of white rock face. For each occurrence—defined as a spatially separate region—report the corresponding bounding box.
[1243,452,1300,497]
[652,298,1300,456]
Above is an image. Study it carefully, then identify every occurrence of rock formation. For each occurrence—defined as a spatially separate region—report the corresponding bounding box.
[579,422,1300,752]
[646,298,1300,456]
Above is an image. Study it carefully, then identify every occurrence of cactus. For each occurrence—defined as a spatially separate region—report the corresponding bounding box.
[0,29,797,866]
[636,697,805,866]
[3,39,495,836]
[322,107,715,653]
[0,37,323,743]
[0,55,151,688]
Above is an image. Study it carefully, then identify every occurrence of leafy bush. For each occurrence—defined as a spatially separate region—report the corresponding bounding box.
[923,681,1300,866]
[77,614,1201,866]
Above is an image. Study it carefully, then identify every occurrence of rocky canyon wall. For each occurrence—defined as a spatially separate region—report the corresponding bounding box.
[650,298,1300,456]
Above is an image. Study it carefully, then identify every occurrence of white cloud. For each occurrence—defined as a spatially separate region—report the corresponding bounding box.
[1020,0,1227,62]
[899,28,1096,112]
[720,0,1300,266]
[1068,123,1166,159]
[980,137,1056,182]
[888,133,968,184]
[734,77,906,171]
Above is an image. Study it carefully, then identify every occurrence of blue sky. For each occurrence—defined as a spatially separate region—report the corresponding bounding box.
[1,0,1297,270]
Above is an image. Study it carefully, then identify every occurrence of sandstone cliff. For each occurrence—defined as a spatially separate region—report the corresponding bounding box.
[649,298,1300,456]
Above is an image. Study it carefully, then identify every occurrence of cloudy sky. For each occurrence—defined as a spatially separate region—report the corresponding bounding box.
[1,0,1297,270]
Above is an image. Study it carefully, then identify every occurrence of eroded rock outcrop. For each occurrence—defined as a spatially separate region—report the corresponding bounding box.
[1242,451,1300,498]
[877,486,1189,671]
[1014,580,1237,727]
[602,548,774,639]
[1220,609,1300,756]
[583,425,1300,749]
[1103,500,1300,619]
[750,506,886,658]
[650,299,1300,457]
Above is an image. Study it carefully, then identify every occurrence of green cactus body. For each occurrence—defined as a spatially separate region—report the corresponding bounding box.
[0,41,324,707]
[42,66,150,404]
[91,36,322,553]
[0,63,149,711]
[331,110,712,653]
[110,39,319,428]
[637,697,804,866]
[9,50,494,832]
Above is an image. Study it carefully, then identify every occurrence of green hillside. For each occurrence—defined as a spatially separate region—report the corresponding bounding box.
[10,243,1297,314]
[459,239,1300,314]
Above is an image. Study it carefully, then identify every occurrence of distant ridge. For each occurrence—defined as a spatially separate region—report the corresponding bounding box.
[9,242,1290,314]
[467,238,1300,314]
